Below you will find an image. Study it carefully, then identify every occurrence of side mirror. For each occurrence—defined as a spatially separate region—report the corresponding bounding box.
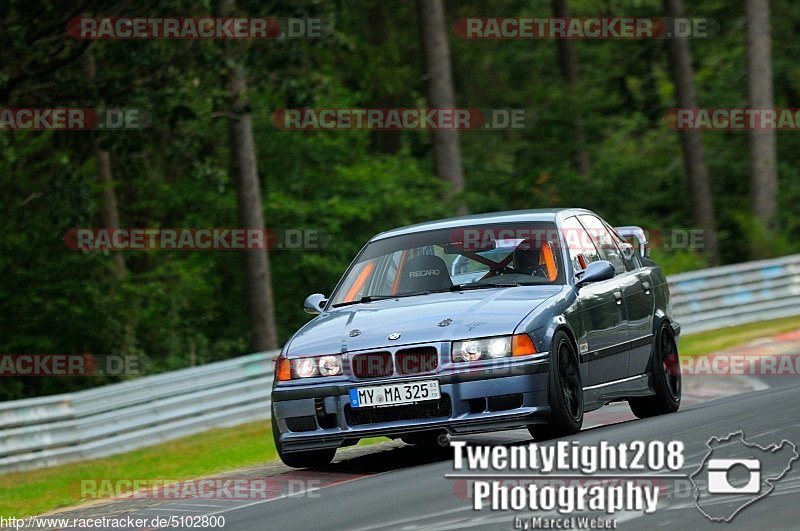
[303,293,327,315]
[615,226,650,258]
[575,260,615,288]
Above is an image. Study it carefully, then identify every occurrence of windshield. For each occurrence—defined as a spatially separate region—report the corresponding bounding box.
[329,222,565,306]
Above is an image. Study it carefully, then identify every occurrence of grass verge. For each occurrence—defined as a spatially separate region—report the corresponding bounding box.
[679,315,800,357]
[0,421,276,517]
[4,315,799,517]
[0,422,389,518]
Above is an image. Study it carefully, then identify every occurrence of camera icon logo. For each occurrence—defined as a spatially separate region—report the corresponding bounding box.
[706,458,761,494]
[691,431,798,522]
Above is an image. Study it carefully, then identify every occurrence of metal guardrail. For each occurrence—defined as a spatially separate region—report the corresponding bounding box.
[669,253,800,334]
[2,254,800,473]
[0,351,276,473]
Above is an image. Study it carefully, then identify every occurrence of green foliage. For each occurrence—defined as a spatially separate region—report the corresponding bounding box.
[648,250,708,276]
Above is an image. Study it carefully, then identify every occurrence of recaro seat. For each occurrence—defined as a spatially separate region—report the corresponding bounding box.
[396,255,453,293]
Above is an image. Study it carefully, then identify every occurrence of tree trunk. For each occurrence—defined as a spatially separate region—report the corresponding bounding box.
[82,49,127,278]
[367,0,402,155]
[745,0,778,229]
[552,0,591,176]
[418,0,467,215]
[662,0,721,265]
[219,0,278,352]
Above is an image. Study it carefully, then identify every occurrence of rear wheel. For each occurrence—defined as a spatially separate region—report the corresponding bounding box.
[272,417,336,468]
[528,331,583,440]
[629,322,681,418]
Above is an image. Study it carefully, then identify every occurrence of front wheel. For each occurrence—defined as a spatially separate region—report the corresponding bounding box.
[272,417,336,468]
[528,331,583,440]
[628,322,681,418]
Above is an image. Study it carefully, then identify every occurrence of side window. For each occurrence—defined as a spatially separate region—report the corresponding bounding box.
[606,224,641,271]
[578,215,626,274]
[561,216,600,274]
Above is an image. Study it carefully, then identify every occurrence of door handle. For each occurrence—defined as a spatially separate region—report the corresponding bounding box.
[613,291,623,304]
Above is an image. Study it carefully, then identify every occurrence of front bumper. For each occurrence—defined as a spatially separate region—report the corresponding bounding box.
[272,359,551,453]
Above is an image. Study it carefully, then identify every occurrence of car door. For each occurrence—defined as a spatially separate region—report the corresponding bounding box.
[604,224,656,376]
[562,216,628,386]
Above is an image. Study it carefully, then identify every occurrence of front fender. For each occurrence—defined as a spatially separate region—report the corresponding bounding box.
[513,286,583,357]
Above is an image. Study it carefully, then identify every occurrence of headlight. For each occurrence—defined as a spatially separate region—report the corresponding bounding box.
[452,334,537,362]
[459,340,483,361]
[277,355,344,380]
[453,336,511,361]
[487,337,511,357]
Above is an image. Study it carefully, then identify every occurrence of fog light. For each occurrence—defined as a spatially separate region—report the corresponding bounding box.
[295,358,318,378]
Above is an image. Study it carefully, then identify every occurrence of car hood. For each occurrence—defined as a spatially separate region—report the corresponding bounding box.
[285,286,564,355]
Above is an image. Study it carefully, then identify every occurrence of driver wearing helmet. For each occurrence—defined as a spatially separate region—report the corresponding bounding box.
[512,238,539,275]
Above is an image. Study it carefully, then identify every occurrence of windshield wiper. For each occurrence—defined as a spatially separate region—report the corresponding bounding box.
[331,296,380,308]
[331,291,433,308]
[332,282,531,307]
[450,282,521,291]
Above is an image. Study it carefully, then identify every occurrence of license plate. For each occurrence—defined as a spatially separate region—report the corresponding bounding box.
[349,380,440,408]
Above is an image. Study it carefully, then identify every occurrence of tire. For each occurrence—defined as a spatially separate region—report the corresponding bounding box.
[528,331,583,440]
[272,416,336,468]
[629,322,681,418]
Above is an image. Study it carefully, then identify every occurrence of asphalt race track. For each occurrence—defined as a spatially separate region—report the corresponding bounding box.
[198,378,800,531]
[34,336,800,531]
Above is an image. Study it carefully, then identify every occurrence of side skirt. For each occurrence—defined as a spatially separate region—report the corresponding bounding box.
[582,374,654,412]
